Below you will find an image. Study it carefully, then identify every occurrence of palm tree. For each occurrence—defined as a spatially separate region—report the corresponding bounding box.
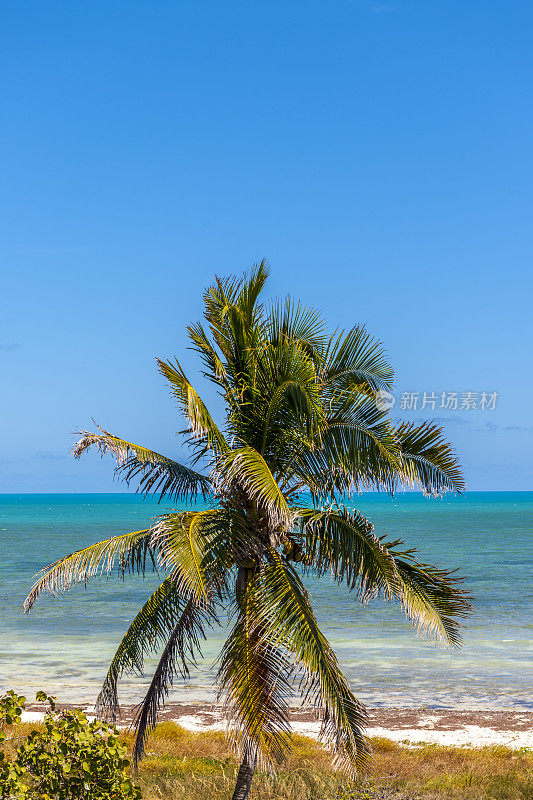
[24,263,470,800]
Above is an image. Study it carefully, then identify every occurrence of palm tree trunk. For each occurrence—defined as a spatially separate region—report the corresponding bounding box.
[231,748,257,800]
[231,566,258,800]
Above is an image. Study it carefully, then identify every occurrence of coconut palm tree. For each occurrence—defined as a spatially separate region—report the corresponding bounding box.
[24,263,470,800]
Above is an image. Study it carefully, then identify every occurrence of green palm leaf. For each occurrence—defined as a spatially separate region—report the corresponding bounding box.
[187,321,229,388]
[220,446,293,530]
[255,555,372,774]
[233,260,269,327]
[217,570,293,769]
[322,326,394,393]
[392,551,471,646]
[299,506,400,600]
[393,421,465,495]
[152,510,231,602]
[157,358,229,457]
[267,298,327,361]
[96,577,190,721]
[132,598,211,767]
[291,397,400,498]
[300,507,471,646]
[72,426,211,500]
[23,528,154,612]
[256,336,326,454]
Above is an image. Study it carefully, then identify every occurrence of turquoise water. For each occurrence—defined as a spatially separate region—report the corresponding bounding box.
[1,493,532,710]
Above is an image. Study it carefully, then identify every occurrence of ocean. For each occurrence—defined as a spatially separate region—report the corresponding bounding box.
[1,492,532,710]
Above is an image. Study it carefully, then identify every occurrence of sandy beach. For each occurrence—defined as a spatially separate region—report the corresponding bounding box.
[21,702,533,750]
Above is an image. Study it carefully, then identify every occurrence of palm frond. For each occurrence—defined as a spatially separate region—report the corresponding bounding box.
[96,577,188,721]
[267,298,327,360]
[391,550,471,647]
[322,326,394,393]
[291,397,400,498]
[217,569,293,769]
[299,506,470,646]
[132,599,210,767]
[256,555,371,774]
[260,378,321,456]
[23,528,154,612]
[157,358,229,456]
[393,421,465,495]
[200,263,268,374]
[202,276,243,359]
[298,506,399,600]
[224,328,325,463]
[151,510,231,603]
[235,260,269,327]
[72,427,211,501]
[219,446,293,531]
[187,321,229,387]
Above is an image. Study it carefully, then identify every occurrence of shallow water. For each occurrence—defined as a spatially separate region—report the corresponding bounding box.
[1,492,532,709]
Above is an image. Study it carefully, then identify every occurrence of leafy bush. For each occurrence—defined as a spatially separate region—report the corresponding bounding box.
[0,689,142,799]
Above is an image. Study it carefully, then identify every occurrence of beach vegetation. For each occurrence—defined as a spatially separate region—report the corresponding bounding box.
[130,723,533,800]
[24,264,471,800]
[4,715,531,800]
[0,690,141,799]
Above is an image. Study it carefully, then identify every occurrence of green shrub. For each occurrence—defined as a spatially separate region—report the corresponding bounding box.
[0,689,142,799]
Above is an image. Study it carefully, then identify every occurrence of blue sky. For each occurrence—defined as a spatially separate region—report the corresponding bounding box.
[1,1,531,492]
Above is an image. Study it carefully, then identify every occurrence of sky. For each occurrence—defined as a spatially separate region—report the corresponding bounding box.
[1,1,532,492]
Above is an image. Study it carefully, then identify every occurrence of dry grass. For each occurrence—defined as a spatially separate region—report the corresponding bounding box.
[129,723,533,800]
[4,722,532,799]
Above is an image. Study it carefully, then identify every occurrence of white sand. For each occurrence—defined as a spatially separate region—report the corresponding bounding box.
[20,710,533,749]
[20,711,45,723]
[165,712,533,749]
[363,724,533,749]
